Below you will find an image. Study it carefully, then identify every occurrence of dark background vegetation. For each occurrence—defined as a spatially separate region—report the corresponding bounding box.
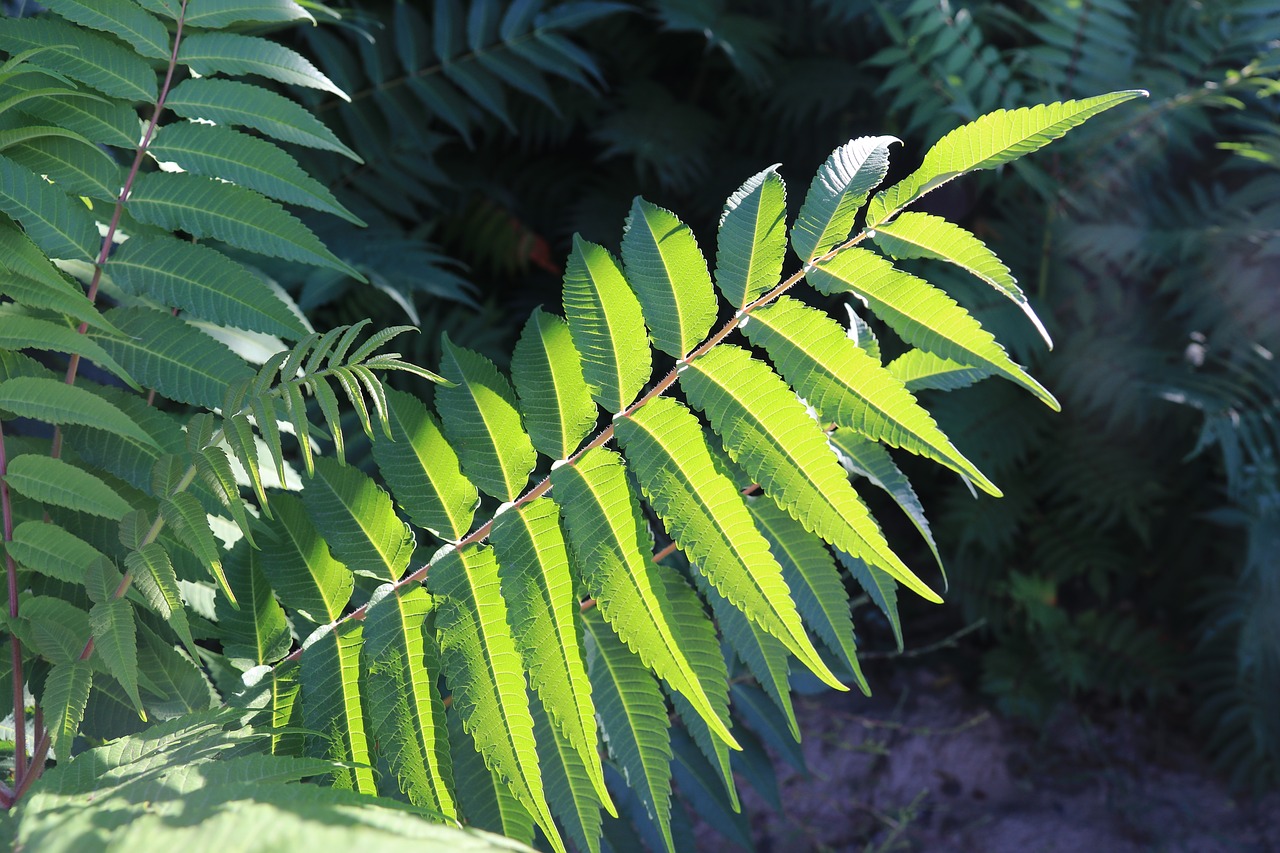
[265,0,1279,794]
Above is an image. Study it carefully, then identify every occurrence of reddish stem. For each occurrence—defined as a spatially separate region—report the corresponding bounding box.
[1,422,26,784]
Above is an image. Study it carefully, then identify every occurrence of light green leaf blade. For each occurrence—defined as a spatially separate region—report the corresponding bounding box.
[530,690,604,853]
[216,544,290,665]
[0,17,156,101]
[42,0,170,59]
[300,621,377,795]
[8,519,111,585]
[149,122,360,224]
[652,562,738,812]
[888,348,993,393]
[680,345,941,603]
[0,377,158,448]
[807,248,1058,409]
[748,498,867,691]
[715,164,787,309]
[165,78,361,161]
[43,660,92,760]
[256,493,354,624]
[872,211,1051,348]
[562,235,651,414]
[0,273,108,335]
[109,234,311,339]
[430,545,565,853]
[829,428,941,575]
[372,388,477,542]
[160,492,235,604]
[362,584,457,818]
[511,308,597,460]
[694,570,799,741]
[620,197,717,358]
[616,396,842,689]
[302,457,414,582]
[124,542,197,657]
[12,88,139,149]
[90,597,144,718]
[88,306,253,409]
[126,172,359,277]
[582,608,674,853]
[0,311,138,388]
[550,447,739,748]
[4,454,131,519]
[835,550,902,652]
[178,33,345,100]
[448,705,536,844]
[437,336,536,502]
[0,154,99,260]
[183,0,314,30]
[490,498,613,814]
[22,596,90,665]
[790,135,898,263]
[866,91,1147,227]
[743,295,999,495]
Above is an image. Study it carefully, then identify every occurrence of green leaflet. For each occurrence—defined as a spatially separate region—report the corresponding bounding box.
[300,621,377,795]
[89,307,253,409]
[582,607,674,853]
[0,376,158,448]
[872,211,1052,348]
[695,570,798,741]
[447,705,535,844]
[0,224,96,298]
[790,135,897,263]
[0,154,99,260]
[178,33,345,100]
[22,596,90,664]
[302,457,414,582]
[126,172,360,278]
[490,498,613,813]
[149,122,361,224]
[0,17,156,102]
[511,308,597,461]
[743,295,999,495]
[748,498,867,691]
[530,691,604,853]
[43,660,93,760]
[90,596,144,718]
[362,584,457,818]
[124,542,197,657]
[653,562,738,812]
[715,165,788,310]
[829,428,941,575]
[550,447,738,748]
[135,624,217,718]
[866,91,1147,227]
[160,491,235,605]
[8,519,112,585]
[108,234,311,340]
[669,726,752,851]
[731,682,805,772]
[13,90,140,150]
[181,0,314,29]
[0,311,139,389]
[616,396,842,688]
[889,348,993,393]
[256,493,353,625]
[680,345,941,603]
[621,197,717,358]
[216,544,290,666]
[807,248,1058,409]
[4,454,131,519]
[835,550,902,652]
[562,235,651,414]
[373,388,477,541]
[6,134,125,202]
[437,336,537,502]
[430,545,565,853]
[41,0,171,60]
[164,78,361,161]
[0,273,110,338]
[64,387,179,493]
